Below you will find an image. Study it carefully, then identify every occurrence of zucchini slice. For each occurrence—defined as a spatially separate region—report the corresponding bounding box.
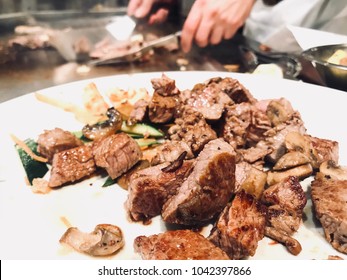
[135,138,161,147]
[121,122,164,138]
[15,139,49,185]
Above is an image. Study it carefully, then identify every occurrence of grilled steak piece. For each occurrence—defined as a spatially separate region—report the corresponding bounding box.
[266,205,302,235]
[37,128,84,162]
[262,176,307,255]
[180,78,233,121]
[148,74,180,123]
[127,99,149,125]
[221,102,271,149]
[311,173,347,254]
[259,112,306,163]
[150,140,194,166]
[168,108,217,155]
[307,135,339,169]
[208,191,267,259]
[221,102,253,149]
[49,145,96,188]
[209,77,257,104]
[126,160,194,222]
[162,138,236,225]
[262,176,307,216]
[92,133,142,179]
[134,229,230,260]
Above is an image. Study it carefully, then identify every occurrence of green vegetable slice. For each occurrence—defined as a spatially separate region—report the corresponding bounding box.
[121,122,164,138]
[102,176,117,188]
[15,139,49,185]
[134,138,161,147]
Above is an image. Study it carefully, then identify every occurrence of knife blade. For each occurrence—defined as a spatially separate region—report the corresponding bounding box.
[89,30,182,66]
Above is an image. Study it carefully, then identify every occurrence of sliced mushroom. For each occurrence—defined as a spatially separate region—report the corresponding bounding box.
[285,131,310,154]
[60,224,124,256]
[273,151,310,171]
[266,98,294,126]
[285,131,319,167]
[267,163,313,186]
[319,160,347,180]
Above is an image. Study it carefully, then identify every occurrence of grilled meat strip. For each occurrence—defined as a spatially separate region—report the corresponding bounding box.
[311,172,347,254]
[92,133,142,179]
[161,138,236,225]
[49,145,96,188]
[37,127,84,163]
[208,190,267,259]
[126,160,194,222]
[134,229,230,260]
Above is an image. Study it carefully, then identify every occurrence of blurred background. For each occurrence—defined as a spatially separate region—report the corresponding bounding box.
[0,0,128,13]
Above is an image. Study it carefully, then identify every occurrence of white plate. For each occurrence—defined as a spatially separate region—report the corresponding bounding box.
[0,71,346,260]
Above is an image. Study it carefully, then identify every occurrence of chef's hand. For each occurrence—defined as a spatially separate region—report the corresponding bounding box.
[127,0,170,24]
[181,0,256,53]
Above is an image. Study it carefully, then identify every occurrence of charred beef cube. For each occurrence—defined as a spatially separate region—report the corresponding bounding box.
[180,77,233,121]
[126,160,194,222]
[148,74,180,123]
[168,108,217,155]
[150,140,194,166]
[307,135,339,169]
[92,133,142,179]
[261,176,307,255]
[221,102,253,149]
[262,176,307,234]
[37,128,84,162]
[311,173,347,254]
[134,229,230,260]
[215,77,257,104]
[262,176,307,216]
[208,190,267,259]
[49,145,96,188]
[127,99,149,125]
[161,138,236,225]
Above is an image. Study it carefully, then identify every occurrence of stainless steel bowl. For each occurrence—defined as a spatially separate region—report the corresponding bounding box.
[302,44,347,91]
